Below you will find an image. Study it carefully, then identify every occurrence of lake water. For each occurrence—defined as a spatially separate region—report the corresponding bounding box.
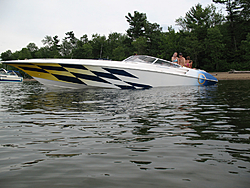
[0,80,249,188]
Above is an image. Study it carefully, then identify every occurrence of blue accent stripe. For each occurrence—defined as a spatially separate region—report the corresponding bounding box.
[201,71,218,82]
[103,68,138,78]
[72,73,111,84]
[52,74,86,85]
[91,71,121,80]
[19,66,48,73]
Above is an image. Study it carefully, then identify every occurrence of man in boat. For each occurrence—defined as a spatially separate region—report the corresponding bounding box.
[178,53,185,67]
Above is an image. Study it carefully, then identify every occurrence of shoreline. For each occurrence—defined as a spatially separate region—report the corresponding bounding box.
[209,72,250,80]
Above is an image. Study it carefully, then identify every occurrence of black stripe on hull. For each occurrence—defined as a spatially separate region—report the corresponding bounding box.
[52,74,86,85]
[19,66,49,73]
[103,68,138,79]
[125,81,152,89]
[60,64,88,70]
[72,73,111,84]
[91,71,121,80]
[115,85,136,89]
[38,66,67,71]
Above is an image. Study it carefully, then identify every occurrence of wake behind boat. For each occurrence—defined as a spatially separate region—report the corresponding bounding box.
[3,55,218,89]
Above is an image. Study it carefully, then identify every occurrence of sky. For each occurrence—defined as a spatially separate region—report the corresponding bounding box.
[0,0,226,54]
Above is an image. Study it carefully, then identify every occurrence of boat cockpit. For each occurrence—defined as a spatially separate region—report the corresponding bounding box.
[123,55,180,68]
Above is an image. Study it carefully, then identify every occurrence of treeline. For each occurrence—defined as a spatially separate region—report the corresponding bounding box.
[1,1,250,72]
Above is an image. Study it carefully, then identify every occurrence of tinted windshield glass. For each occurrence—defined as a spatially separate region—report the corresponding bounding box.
[124,55,156,64]
[138,56,156,63]
[124,55,180,68]
[154,59,180,68]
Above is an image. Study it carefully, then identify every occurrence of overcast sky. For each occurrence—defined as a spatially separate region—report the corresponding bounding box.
[0,0,225,54]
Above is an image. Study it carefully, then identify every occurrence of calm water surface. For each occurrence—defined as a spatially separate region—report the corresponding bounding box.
[0,80,250,188]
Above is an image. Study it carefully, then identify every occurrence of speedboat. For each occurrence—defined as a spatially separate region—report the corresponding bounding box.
[3,55,217,89]
[0,68,23,82]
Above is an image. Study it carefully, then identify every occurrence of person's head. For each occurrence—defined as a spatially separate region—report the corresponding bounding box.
[173,52,177,57]
[179,53,183,57]
[186,56,190,60]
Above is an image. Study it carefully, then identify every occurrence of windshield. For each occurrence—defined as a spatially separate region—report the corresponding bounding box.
[154,59,180,68]
[123,55,156,64]
[7,71,17,76]
[124,55,180,68]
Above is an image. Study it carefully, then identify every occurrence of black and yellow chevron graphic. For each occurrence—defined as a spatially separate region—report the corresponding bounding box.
[8,62,152,89]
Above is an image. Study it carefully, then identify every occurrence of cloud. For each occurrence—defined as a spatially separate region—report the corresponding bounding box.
[0,0,224,53]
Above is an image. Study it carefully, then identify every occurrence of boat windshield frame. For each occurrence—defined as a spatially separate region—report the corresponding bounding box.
[0,68,8,75]
[0,69,20,77]
[7,70,18,76]
[123,55,180,68]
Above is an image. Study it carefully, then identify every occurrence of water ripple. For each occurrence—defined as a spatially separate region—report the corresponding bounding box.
[0,80,250,187]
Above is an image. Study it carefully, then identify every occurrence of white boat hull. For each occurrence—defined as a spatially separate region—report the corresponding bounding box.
[3,57,217,89]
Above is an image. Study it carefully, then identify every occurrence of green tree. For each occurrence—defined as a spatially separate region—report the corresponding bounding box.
[240,33,250,70]
[145,22,162,56]
[61,31,78,58]
[42,35,54,48]
[112,46,125,61]
[176,3,225,68]
[52,35,60,58]
[213,0,250,68]
[18,48,32,60]
[26,43,38,53]
[158,26,181,60]
[72,34,92,59]
[239,0,250,21]
[176,3,224,40]
[90,34,107,59]
[204,27,226,71]
[41,35,61,58]
[126,11,163,56]
[213,0,250,50]
[34,47,49,58]
[72,43,93,59]
[26,43,38,58]
[1,50,13,61]
[132,36,147,54]
[181,33,201,68]
[126,11,147,40]
[106,32,131,60]
[80,34,89,44]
